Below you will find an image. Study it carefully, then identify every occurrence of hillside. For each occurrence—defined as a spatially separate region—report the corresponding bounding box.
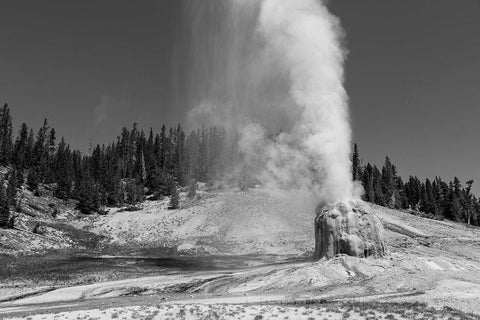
[76,187,316,256]
[0,186,104,256]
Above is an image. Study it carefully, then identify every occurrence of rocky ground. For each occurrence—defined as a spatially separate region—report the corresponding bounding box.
[1,186,480,319]
[0,186,104,256]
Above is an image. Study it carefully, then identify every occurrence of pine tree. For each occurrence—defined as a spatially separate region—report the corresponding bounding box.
[16,168,24,186]
[76,175,101,214]
[32,119,50,181]
[361,163,374,202]
[13,123,29,169]
[463,179,474,224]
[0,178,10,228]
[168,183,180,209]
[373,166,385,205]
[445,179,463,221]
[144,129,155,187]
[48,128,56,155]
[6,169,18,207]
[125,179,139,204]
[54,138,73,199]
[188,179,197,199]
[0,104,13,165]
[352,143,362,181]
[174,124,186,186]
[45,128,56,183]
[381,156,397,208]
[196,126,208,182]
[136,151,146,183]
[422,178,437,215]
[396,176,408,209]
[27,167,40,192]
[25,129,35,168]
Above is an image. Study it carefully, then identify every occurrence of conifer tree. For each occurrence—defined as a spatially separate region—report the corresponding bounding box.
[0,104,13,165]
[125,179,140,204]
[13,123,29,169]
[373,166,385,205]
[188,179,197,199]
[422,178,437,215]
[0,178,10,228]
[32,119,50,181]
[6,169,18,207]
[45,128,56,183]
[168,183,180,209]
[381,156,397,208]
[396,176,408,209]
[352,143,362,181]
[76,175,101,214]
[174,124,186,186]
[464,179,474,224]
[27,167,40,192]
[25,129,35,168]
[361,163,375,202]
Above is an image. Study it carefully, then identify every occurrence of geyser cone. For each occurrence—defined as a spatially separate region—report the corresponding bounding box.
[313,201,388,260]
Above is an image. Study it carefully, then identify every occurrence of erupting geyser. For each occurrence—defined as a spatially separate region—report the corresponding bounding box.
[183,0,355,202]
[181,0,384,259]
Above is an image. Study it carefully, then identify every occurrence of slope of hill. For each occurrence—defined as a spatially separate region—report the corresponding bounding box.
[76,187,317,256]
[0,188,104,256]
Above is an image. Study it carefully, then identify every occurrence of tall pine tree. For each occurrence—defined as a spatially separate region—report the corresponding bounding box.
[0,104,13,165]
[0,178,10,228]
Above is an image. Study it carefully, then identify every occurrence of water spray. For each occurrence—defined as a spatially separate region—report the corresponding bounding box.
[184,0,355,204]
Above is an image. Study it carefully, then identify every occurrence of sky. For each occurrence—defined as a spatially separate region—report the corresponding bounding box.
[1,0,480,193]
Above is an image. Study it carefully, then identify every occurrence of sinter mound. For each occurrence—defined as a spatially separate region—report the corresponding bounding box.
[314,201,388,260]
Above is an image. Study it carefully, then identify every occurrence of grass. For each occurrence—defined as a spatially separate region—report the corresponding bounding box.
[42,222,106,250]
[0,251,165,287]
[11,303,480,320]
[278,301,480,320]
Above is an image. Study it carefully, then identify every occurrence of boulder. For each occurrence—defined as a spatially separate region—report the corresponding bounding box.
[313,201,388,260]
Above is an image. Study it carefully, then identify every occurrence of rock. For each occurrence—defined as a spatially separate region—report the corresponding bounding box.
[314,201,388,260]
[13,213,39,232]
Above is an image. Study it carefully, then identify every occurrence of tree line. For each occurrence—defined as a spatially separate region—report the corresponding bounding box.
[0,103,235,224]
[1,102,479,227]
[352,144,480,225]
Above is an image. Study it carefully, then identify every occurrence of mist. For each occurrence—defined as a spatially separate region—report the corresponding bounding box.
[182,0,355,204]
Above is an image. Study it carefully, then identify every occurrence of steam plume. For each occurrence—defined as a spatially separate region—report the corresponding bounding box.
[183,0,354,204]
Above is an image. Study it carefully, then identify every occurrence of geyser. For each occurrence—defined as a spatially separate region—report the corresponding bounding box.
[182,0,355,204]
[314,201,388,260]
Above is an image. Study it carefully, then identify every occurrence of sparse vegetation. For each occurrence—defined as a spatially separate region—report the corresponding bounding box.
[5,302,477,320]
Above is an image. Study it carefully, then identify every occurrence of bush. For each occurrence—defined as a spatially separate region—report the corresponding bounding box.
[125,205,142,212]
